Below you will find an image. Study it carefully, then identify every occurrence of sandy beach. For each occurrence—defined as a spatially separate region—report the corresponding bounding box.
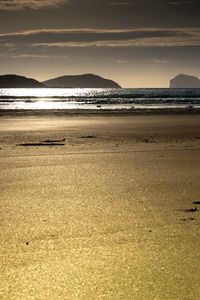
[0,112,200,299]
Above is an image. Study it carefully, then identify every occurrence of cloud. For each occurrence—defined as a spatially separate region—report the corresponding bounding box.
[109,1,132,5]
[168,1,196,5]
[0,0,132,10]
[67,0,133,5]
[0,28,183,44]
[0,28,199,63]
[0,0,197,10]
[0,0,67,10]
[108,58,129,64]
[10,54,52,59]
[0,28,200,49]
[155,59,169,64]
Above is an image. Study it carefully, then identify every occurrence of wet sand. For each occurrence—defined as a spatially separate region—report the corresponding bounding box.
[0,113,200,299]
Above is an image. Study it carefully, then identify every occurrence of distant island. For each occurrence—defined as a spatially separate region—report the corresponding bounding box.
[43,74,121,88]
[0,73,121,88]
[0,74,45,88]
[170,74,200,88]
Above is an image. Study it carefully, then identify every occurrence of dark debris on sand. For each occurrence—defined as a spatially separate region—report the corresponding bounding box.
[17,138,66,147]
[185,207,198,213]
[192,201,200,205]
[80,135,96,139]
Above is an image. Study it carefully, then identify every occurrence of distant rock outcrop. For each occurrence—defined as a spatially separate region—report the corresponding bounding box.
[43,74,121,88]
[170,74,200,88]
[0,74,45,88]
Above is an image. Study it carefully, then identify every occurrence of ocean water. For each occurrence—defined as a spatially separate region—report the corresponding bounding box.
[0,88,200,110]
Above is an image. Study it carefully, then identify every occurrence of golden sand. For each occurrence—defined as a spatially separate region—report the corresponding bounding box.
[0,114,200,299]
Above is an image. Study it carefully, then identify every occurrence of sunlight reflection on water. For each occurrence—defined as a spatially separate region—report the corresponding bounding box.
[0,88,107,98]
[0,88,200,110]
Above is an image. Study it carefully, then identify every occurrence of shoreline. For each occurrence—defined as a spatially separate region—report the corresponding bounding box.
[1,107,200,117]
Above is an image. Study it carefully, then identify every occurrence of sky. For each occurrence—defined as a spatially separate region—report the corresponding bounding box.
[0,0,200,87]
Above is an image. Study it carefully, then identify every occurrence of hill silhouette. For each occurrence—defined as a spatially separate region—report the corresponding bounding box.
[170,74,200,88]
[0,74,45,88]
[43,74,121,88]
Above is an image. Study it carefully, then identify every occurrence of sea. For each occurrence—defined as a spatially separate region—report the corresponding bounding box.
[0,88,200,111]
